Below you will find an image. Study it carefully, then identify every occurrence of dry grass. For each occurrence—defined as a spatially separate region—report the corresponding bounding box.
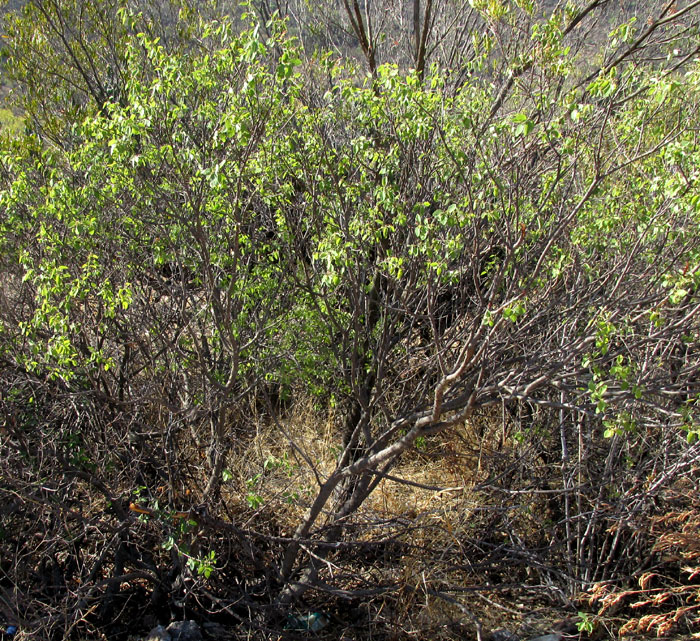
[5,386,695,641]
[213,403,700,640]
[211,405,580,640]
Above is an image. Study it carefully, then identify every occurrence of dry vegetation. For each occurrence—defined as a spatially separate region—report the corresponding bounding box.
[1,368,700,639]
[1,1,700,639]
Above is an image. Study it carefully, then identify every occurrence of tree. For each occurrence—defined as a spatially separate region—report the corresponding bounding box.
[1,0,699,637]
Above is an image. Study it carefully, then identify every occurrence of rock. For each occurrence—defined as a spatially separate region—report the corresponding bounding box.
[527,634,562,641]
[286,612,329,632]
[489,630,520,641]
[552,618,578,635]
[167,620,203,641]
[145,625,171,641]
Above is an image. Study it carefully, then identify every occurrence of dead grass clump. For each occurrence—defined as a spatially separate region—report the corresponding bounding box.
[278,410,573,637]
[219,401,339,533]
